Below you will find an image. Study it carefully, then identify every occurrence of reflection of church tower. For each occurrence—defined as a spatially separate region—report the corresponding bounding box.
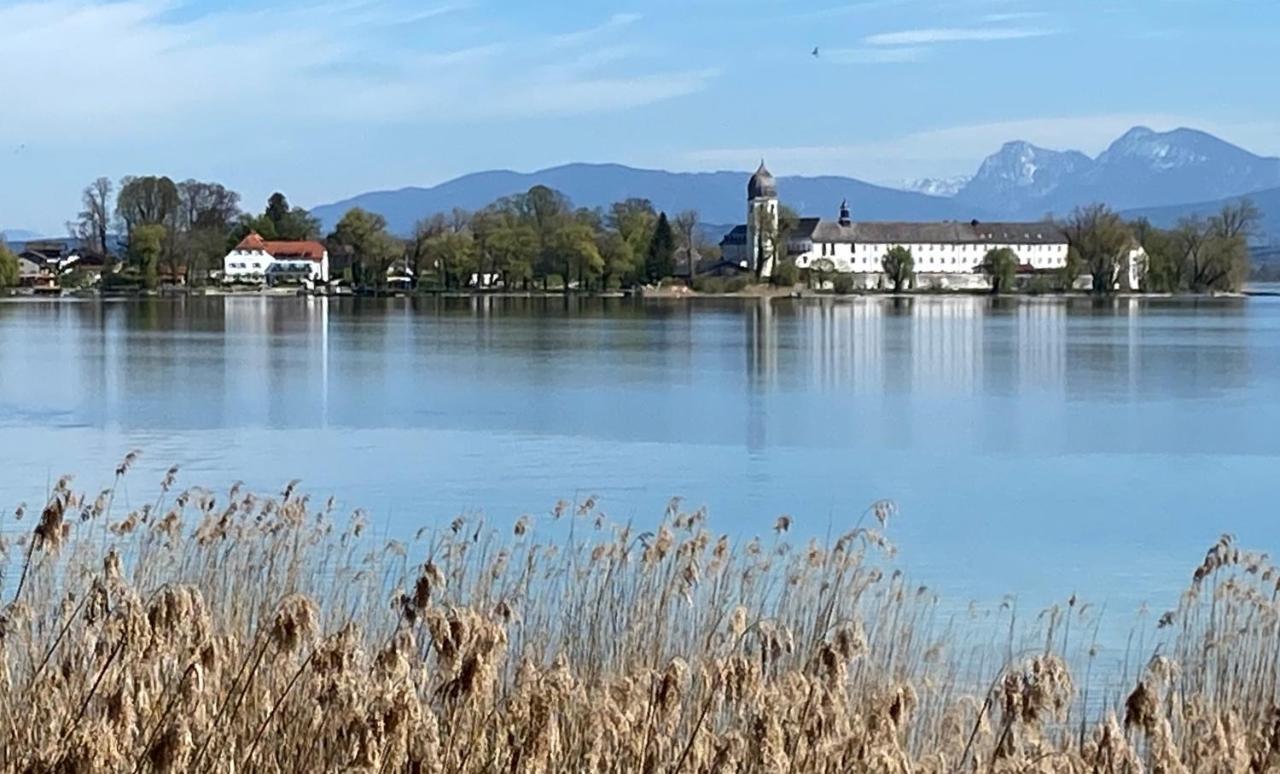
[746,162,779,278]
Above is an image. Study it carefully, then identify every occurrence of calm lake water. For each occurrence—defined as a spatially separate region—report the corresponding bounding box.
[2,294,1278,626]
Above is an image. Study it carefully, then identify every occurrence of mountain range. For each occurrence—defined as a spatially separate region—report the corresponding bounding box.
[310,165,991,236]
[8,127,1278,247]
[956,127,1280,220]
[310,127,1280,245]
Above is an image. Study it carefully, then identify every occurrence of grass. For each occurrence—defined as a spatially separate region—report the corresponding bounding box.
[1,454,1278,772]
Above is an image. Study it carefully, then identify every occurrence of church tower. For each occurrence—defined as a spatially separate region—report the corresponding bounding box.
[746,161,779,277]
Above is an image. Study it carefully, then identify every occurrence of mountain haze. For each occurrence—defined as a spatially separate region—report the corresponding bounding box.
[311,164,995,236]
[1123,186,1280,244]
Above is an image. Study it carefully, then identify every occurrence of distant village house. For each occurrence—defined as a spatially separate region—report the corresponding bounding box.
[223,232,330,285]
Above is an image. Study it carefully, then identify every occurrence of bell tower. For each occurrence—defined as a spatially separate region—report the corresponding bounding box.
[746,161,779,277]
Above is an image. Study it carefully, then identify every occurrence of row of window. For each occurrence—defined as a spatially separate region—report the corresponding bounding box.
[818,242,1064,256]
[806,255,1068,269]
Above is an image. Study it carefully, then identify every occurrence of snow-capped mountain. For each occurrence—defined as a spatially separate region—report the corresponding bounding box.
[957,127,1280,219]
[956,141,1095,217]
[899,176,971,198]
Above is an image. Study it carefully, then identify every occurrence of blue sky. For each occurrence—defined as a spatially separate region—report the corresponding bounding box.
[2,0,1279,233]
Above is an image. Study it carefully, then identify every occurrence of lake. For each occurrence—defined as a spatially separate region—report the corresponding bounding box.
[1,294,1277,629]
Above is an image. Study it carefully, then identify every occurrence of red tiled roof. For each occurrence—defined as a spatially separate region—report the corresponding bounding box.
[264,240,326,262]
[234,231,326,262]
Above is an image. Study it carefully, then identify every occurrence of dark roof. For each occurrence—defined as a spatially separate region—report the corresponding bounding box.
[720,225,747,245]
[747,162,777,199]
[791,217,821,240]
[810,220,1065,245]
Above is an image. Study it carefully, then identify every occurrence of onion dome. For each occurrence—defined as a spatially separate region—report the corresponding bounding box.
[748,161,777,199]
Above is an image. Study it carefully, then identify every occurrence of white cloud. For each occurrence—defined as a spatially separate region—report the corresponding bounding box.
[864,26,1056,46]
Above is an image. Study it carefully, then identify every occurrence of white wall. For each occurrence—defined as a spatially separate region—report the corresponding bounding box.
[795,241,1070,274]
[222,249,329,283]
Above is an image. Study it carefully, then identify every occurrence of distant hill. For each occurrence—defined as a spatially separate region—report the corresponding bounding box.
[311,163,996,236]
[1122,186,1280,244]
[1,229,43,244]
[956,127,1280,219]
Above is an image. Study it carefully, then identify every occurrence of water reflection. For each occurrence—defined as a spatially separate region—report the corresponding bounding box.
[1,294,1276,624]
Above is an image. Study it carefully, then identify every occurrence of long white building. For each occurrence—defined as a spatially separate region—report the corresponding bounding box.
[720,163,1144,290]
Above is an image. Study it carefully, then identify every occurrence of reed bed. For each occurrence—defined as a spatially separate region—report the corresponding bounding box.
[0,454,1278,773]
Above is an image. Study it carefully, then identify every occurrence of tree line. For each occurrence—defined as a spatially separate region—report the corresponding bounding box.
[0,177,1261,294]
[329,187,709,291]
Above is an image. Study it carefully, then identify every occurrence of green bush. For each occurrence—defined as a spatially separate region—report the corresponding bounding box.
[771,260,800,287]
[832,274,856,294]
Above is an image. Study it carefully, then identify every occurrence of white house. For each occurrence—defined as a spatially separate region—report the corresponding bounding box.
[223,232,329,285]
[720,163,1146,291]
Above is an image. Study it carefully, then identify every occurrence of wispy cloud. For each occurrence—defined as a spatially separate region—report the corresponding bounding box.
[0,1,709,144]
[824,47,928,64]
[864,26,1056,46]
[549,12,643,47]
[980,12,1050,24]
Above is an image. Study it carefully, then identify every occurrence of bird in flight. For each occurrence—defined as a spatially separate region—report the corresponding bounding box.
[812,47,820,57]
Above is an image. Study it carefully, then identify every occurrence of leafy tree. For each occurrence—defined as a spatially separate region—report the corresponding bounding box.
[129,224,166,290]
[1061,204,1133,292]
[329,208,401,290]
[232,194,321,244]
[482,201,539,289]
[596,230,634,290]
[266,193,290,230]
[1058,247,1086,291]
[981,247,1019,294]
[554,211,604,291]
[1132,217,1181,292]
[645,212,676,282]
[0,244,19,288]
[609,198,658,280]
[882,246,914,292]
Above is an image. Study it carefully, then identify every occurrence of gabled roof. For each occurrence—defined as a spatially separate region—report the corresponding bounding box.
[264,240,326,262]
[235,232,268,251]
[234,231,326,262]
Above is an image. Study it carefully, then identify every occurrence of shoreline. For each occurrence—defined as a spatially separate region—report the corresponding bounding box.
[0,286,1255,302]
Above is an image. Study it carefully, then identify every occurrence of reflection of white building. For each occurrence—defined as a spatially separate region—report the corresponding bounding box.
[223,232,329,285]
[799,301,884,392]
[1017,302,1066,391]
[720,163,1146,290]
[911,298,983,394]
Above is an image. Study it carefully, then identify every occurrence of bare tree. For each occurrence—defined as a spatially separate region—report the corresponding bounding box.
[77,177,113,256]
[674,210,700,281]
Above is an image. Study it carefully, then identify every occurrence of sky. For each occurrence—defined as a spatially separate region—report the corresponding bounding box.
[2,0,1279,234]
